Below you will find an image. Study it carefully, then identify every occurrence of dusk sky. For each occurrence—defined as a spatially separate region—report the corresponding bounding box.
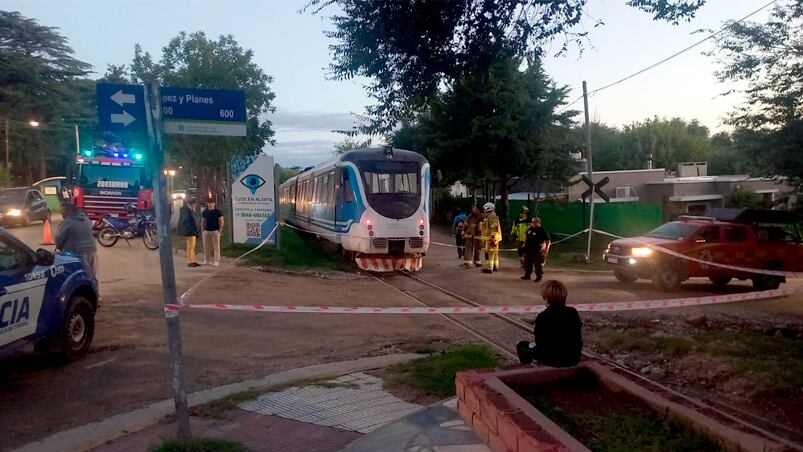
[5,0,772,167]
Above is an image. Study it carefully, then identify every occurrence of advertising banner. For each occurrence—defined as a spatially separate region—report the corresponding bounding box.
[231,155,276,244]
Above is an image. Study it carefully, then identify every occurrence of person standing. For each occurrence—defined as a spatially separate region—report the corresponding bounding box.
[463,204,483,268]
[511,205,530,266]
[521,216,551,282]
[516,280,582,367]
[55,201,98,279]
[178,198,201,267]
[454,219,466,259]
[481,202,501,274]
[201,199,224,266]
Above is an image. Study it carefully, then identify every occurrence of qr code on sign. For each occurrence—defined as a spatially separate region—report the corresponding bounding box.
[245,222,262,238]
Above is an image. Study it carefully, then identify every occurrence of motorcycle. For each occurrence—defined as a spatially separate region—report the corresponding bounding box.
[97,204,159,250]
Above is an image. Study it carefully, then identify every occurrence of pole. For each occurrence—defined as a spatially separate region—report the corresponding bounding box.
[74,124,80,155]
[4,118,9,169]
[583,81,595,262]
[143,83,192,442]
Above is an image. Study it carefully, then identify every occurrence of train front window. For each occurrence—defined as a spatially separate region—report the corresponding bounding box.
[357,160,421,219]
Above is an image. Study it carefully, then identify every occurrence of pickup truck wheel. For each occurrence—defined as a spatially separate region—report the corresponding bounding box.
[709,276,732,286]
[653,265,681,291]
[614,269,638,283]
[58,296,95,361]
[752,274,783,291]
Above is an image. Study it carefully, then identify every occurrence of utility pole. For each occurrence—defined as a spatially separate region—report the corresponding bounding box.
[583,81,595,262]
[143,83,192,442]
[74,124,80,155]
[4,118,9,170]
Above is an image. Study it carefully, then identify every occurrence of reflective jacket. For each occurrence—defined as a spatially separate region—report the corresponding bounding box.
[482,212,502,245]
[511,215,530,242]
[465,212,483,239]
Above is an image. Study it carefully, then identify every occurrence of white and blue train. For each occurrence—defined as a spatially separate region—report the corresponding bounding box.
[278,147,431,271]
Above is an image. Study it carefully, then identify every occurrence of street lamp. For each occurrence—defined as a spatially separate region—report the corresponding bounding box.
[163,168,177,194]
[28,121,39,127]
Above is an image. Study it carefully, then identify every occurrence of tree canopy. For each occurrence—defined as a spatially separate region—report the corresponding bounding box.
[307,0,706,133]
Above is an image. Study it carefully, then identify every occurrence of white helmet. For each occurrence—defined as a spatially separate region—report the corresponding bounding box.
[483,202,495,213]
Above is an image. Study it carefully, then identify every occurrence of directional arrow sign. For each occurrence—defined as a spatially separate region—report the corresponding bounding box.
[97,83,147,132]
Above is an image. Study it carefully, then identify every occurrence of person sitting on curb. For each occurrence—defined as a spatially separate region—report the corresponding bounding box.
[516,280,582,367]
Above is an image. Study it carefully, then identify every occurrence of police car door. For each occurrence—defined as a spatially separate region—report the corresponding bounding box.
[0,235,48,348]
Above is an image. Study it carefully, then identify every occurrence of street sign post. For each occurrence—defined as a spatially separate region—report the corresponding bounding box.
[96,83,147,132]
[94,82,249,442]
[161,87,247,137]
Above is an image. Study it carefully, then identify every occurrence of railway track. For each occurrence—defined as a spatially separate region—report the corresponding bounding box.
[372,270,803,451]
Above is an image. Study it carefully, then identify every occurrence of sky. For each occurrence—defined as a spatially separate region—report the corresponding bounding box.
[5,0,773,167]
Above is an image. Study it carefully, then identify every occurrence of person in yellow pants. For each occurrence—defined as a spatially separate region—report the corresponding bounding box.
[177,198,201,267]
[463,204,483,268]
[482,202,502,273]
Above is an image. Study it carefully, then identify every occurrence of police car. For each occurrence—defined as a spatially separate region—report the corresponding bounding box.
[0,228,98,361]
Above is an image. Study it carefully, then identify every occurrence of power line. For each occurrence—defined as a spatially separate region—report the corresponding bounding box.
[588,0,779,96]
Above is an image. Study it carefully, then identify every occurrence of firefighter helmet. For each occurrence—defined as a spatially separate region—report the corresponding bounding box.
[483,202,495,213]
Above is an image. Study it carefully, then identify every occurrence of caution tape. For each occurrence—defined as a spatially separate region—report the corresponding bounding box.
[594,229,803,278]
[432,228,589,252]
[164,286,797,315]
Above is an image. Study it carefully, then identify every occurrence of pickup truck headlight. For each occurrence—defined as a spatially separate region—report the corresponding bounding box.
[631,247,653,257]
[7,209,21,217]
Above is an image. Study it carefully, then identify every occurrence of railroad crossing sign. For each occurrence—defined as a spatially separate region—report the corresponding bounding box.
[581,175,610,202]
[160,87,247,137]
[96,83,147,132]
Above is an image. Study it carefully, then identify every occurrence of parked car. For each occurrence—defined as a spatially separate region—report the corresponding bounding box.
[603,208,803,291]
[0,228,99,360]
[0,187,51,227]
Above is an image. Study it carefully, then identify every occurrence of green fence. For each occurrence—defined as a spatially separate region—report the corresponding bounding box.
[508,200,663,237]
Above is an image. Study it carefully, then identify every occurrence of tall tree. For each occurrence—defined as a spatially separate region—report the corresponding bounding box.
[712,0,803,211]
[395,56,577,233]
[307,0,705,133]
[333,136,372,154]
[0,11,92,182]
[128,32,276,201]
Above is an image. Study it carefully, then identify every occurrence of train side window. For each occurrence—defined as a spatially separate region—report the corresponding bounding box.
[343,176,355,203]
[327,171,335,204]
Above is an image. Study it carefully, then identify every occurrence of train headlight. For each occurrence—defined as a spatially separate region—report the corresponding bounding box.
[631,247,653,257]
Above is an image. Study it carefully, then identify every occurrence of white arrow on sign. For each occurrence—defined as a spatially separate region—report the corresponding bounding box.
[110,110,136,127]
[110,90,136,107]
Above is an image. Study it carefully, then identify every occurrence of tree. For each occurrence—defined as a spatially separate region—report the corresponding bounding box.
[712,0,803,211]
[0,11,93,182]
[127,32,276,201]
[278,165,301,183]
[333,136,372,154]
[307,0,705,133]
[396,56,577,233]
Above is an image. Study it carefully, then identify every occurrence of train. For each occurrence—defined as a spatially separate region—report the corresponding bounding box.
[278,146,431,271]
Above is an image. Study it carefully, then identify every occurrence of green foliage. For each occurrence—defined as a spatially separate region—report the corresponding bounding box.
[333,136,372,154]
[383,344,500,397]
[149,437,248,452]
[220,226,351,270]
[127,31,276,200]
[0,11,94,183]
[726,187,762,209]
[712,1,803,211]
[277,165,301,184]
[307,0,704,133]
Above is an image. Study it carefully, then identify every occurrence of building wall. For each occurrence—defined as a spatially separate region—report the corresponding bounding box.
[568,169,665,202]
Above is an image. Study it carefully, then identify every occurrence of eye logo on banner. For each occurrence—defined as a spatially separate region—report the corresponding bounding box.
[240,174,266,195]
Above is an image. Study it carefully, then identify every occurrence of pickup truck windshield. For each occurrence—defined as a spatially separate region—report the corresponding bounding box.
[646,223,698,241]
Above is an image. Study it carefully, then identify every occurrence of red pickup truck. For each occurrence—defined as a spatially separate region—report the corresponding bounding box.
[603,209,803,291]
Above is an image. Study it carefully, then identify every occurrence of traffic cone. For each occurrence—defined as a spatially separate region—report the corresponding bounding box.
[41,219,55,246]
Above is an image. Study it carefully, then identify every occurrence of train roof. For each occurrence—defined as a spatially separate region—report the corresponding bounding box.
[341,147,427,164]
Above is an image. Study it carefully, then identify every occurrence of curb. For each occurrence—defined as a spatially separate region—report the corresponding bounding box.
[13,353,424,452]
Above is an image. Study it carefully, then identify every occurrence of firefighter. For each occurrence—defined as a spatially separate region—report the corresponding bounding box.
[463,204,484,268]
[511,205,531,266]
[482,202,502,273]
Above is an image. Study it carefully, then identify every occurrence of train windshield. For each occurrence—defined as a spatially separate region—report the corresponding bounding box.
[358,160,421,219]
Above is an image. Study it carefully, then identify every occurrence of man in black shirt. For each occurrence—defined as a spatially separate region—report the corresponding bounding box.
[516,280,582,367]
[521,217,550,282]
[201,199,224,267]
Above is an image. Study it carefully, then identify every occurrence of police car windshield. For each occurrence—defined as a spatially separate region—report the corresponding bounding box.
[79,164,143,189]
[646,222,698,240]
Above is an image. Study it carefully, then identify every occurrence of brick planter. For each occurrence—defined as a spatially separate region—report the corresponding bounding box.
[456,362,785,452]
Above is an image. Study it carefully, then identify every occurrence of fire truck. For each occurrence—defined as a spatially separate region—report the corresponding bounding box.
[70,145,153,226]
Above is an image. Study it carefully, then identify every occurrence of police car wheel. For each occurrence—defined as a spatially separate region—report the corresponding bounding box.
[614,269,638,283]
[59,297,95,361]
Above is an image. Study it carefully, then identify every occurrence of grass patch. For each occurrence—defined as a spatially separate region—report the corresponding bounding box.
[384,344,500,398]
[594,328,803,392]
[149,437,248,452]
[218,226,352,271]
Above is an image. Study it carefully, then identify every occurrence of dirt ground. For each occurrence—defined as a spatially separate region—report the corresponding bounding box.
[2,226,802,449]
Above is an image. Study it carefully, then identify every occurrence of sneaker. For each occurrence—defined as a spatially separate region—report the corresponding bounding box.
[482,268,493,274]
[474,263,482,268]
[213,261,220,267]
[521,276,531,280]
[188,262,201,268]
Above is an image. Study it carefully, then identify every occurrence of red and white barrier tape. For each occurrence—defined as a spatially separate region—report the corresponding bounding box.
[594,229,803,278]
[432,228,589,252]
[164,286,797,315]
